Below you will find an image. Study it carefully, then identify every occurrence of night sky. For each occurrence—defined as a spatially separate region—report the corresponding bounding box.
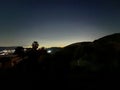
[0,0,120,47]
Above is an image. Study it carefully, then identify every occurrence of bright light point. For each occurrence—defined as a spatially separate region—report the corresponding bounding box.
[47,50,52,53]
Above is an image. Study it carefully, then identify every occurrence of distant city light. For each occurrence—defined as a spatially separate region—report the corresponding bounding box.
[0,49,15,55]
[47,50,52,53]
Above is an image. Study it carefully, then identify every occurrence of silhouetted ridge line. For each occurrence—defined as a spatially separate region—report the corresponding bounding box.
[94,33,120,43]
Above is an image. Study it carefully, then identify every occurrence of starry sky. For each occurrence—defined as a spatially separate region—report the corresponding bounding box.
[0,0,120,47]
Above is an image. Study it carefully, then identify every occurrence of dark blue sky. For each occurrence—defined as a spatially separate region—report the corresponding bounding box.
[0,0,120,47]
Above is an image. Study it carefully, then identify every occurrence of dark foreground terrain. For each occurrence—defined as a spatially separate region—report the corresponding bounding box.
[0,33,120,89]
